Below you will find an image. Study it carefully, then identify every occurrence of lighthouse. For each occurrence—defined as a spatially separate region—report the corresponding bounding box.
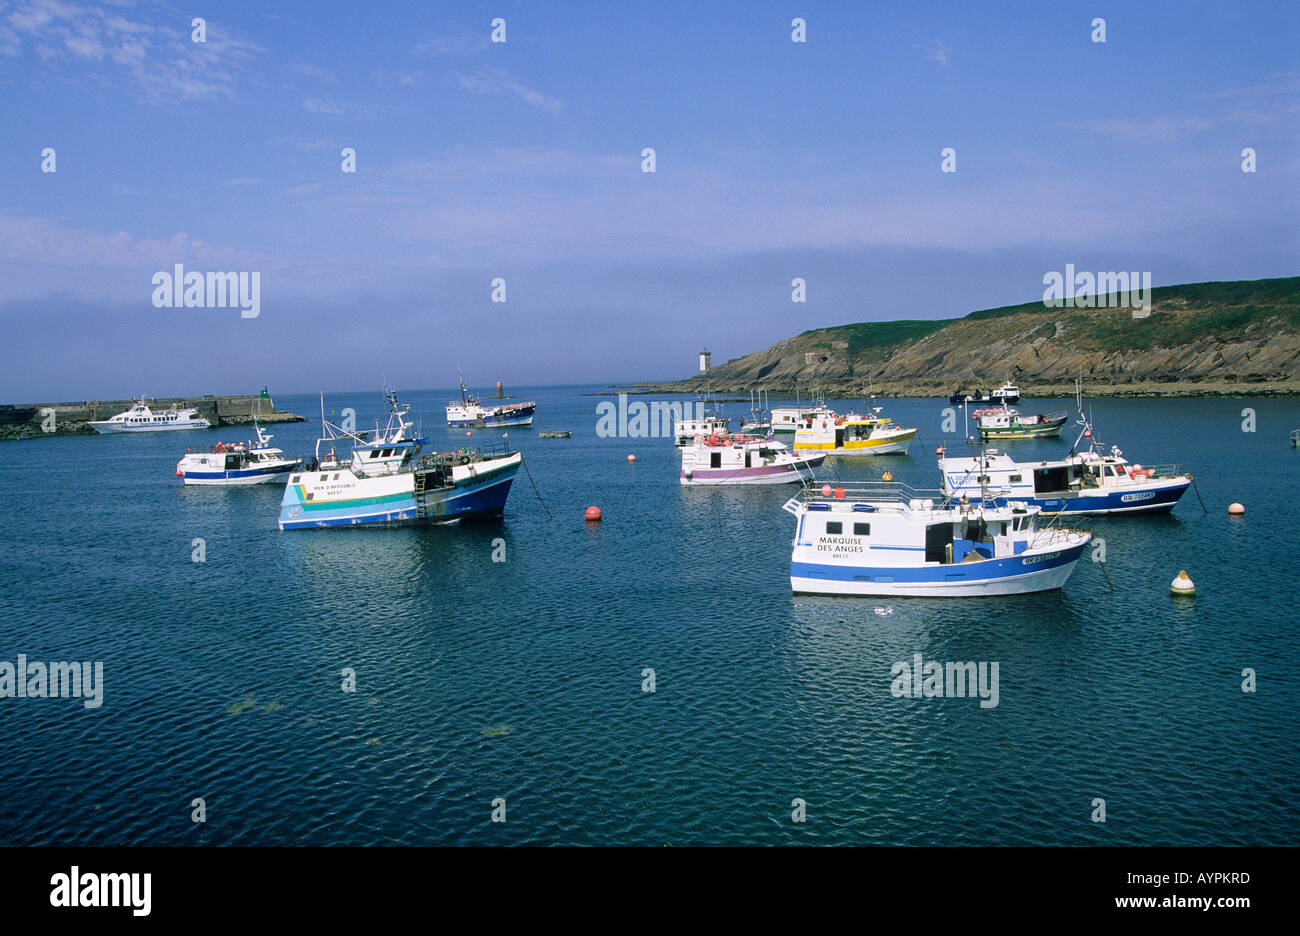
[698,349,711,374]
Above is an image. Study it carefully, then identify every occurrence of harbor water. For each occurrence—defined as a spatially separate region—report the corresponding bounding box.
[0,387,1296,845]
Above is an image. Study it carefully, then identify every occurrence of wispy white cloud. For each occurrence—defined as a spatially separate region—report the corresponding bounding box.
[455,68,562,115]
[3,0,264,104]
[414,30,485,57]
[922,38,950,66]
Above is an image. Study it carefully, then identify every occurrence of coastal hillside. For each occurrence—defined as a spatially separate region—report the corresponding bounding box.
[648,277,1300,397]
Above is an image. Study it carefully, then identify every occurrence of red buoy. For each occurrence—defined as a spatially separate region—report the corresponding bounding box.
[585,506,602,521]
[834,486,846,499]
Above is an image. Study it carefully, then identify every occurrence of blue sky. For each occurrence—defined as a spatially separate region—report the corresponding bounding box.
[1,0,1297,400]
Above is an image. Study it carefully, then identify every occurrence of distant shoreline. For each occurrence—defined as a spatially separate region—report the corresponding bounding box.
[600,380,1300,398]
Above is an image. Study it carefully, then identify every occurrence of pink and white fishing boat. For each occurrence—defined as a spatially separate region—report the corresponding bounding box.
[680,433,824,485]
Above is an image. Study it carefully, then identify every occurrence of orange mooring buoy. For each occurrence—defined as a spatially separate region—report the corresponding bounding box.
[821,484,833,496]
[1228,502,1245,515]
[834,486,846,499]
[585,506,602,521]
[627,454,636,463]
[882,471,894,482]
[465,431,472,437]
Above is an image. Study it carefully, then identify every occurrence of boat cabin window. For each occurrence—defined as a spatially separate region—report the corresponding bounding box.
[1009,474,1022,483]
[853,522,870,536]
[710,452,722,468]
[826,521,843,535]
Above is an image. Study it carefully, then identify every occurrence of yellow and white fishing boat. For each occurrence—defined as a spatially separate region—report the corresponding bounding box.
[793,407,916,456]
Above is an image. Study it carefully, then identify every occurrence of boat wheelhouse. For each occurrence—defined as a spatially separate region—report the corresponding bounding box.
[176,422,300,485]
[793,408,917,456]
[783,481,1090,597]
[445,372,536,428]
[680,434,825,485]
[973,407,1068,440]
[90,397,211,433]
[673,413,731,446]
[280,388,522,529]
[771,400,836,436]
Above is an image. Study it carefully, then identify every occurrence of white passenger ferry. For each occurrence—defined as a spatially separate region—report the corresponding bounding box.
[90,397,211,433]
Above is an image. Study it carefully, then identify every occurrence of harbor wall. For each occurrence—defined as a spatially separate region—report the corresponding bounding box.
[0,394,306,440]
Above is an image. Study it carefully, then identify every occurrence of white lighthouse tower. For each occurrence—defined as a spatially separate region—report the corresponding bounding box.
[698,349,711,374]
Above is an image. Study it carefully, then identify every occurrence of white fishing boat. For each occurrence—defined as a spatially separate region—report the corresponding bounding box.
[783,480,1090,597]
[737,390,772,436]
[680,433,824,485]
[771,394,836,436]
[673,413,731,446]
[280,388,522,529]
[445,372,535,428]
[175,421,300,485]
[90,397,211,433]
[940,387,1191,515]
[793,406,917,456]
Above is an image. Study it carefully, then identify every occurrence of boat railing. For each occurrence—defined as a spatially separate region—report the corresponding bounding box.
[1124,462,1183,479]
[793,479,949,506]
[1030,526,1092,548]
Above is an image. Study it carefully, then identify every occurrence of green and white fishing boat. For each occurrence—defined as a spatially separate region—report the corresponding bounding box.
[973,407,1068,441]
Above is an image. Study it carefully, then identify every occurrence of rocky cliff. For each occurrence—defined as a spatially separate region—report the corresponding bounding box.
[645,277,1300,397]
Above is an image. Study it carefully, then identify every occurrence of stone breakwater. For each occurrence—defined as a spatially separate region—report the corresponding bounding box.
[0,394,306,440]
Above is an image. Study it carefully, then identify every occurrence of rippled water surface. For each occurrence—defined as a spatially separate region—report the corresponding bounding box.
[1,388,1297,845]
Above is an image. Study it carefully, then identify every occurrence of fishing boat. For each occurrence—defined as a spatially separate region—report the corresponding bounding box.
[280,388,522,529]
[972,407,1068,440]
[681,434,824,485]
[175,420,300,485]
[89,397,211,433]
[939,392,1191,515]
[771,392,836,436]
[738,390,772,436]
[793,407,917,456]
[783,480,1090,596]
[445,372,536,428]
[949,380,1021,406]
[674,413,731,446]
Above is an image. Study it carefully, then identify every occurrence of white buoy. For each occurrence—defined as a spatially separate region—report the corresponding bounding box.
[1170,570,1196,596]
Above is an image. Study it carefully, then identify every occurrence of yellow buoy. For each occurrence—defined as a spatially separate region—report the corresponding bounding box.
[1170,570,1196,596]
[882,471,894,482]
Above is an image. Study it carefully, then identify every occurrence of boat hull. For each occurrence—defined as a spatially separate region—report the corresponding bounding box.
[978,418,1067,440]
[181,466,297,485]
[798,430,917,456]
[681,455,825,485]
[91,420,211,433]
[791,541,1087,597]
[1012,480,1189,515]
